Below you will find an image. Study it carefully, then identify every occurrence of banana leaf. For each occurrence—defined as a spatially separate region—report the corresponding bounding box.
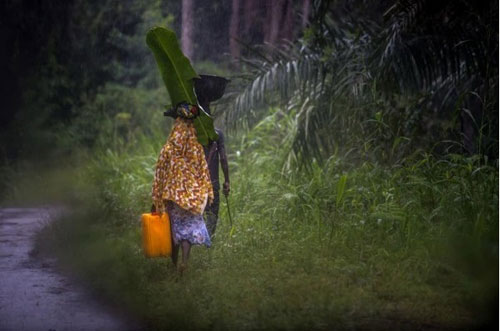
[146,27,218,145]
[194,107,218,145]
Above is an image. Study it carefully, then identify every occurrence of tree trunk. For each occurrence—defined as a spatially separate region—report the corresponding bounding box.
[243,0,259,40]
[229,0,241,58]
[282,0,294,41]
[181,0,194,60]
[267,0,285,45]
[263,1,272,44]
[302,0,311,28]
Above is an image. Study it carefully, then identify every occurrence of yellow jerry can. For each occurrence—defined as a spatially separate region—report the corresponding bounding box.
[141,212,172,257]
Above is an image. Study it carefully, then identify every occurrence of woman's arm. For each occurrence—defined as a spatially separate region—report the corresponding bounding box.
[218,130,230,196]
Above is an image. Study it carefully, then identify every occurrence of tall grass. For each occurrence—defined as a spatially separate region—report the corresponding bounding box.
[30,109,498,330]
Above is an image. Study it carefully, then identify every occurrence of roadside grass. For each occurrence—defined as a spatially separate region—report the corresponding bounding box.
[29,114,498,330]
[0,160,83,207]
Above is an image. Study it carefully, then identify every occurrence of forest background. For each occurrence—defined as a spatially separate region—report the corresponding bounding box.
[0,0,498,330]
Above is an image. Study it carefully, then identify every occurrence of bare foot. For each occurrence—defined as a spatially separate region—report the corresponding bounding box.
[177,262,188,276]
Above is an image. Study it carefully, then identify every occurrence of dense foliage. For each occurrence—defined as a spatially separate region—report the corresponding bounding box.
[0,0,497,330]
[229,0,498,167]
[29,111,497,330]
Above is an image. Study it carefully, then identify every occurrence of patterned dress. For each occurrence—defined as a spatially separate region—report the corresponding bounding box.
[152,118,213,247]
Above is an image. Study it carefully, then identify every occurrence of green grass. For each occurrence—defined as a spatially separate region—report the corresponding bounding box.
[27,113,498,330]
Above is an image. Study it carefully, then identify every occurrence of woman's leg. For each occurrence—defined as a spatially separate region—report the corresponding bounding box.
[181,240,191,264]
[171,243,180,266]
[178,240,191,274]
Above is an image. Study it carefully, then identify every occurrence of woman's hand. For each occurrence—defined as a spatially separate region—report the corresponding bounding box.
[223,181,230,196]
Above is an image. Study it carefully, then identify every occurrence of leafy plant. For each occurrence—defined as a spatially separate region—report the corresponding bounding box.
[31,112,497,330]
[146,26,218,145]
[226,0,498,165]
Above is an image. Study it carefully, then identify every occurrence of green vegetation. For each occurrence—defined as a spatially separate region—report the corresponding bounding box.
[28,109,497,330]
[146,26,218,145]
[1,0,497,330]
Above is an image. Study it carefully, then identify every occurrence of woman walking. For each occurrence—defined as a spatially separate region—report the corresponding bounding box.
[151,110,213,273]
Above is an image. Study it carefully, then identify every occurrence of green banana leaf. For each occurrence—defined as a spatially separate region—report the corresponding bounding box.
[146,27,218,145]
[193,106,218,145]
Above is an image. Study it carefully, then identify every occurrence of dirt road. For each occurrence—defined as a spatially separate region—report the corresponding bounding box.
[0,208,141,331]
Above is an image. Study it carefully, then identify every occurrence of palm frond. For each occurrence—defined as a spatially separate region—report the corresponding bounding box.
[226,0,498,166]
[226,47,324,127]
[375,0,497,93]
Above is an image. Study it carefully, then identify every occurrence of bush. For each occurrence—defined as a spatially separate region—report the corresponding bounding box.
[32,110,498,330]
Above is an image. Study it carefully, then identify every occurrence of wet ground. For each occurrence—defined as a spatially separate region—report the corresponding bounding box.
[0,208,141,331]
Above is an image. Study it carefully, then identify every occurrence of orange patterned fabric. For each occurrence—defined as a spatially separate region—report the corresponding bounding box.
[152,118,213,215]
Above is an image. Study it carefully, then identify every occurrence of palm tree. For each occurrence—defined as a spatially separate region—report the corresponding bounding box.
[227,0,498,166]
